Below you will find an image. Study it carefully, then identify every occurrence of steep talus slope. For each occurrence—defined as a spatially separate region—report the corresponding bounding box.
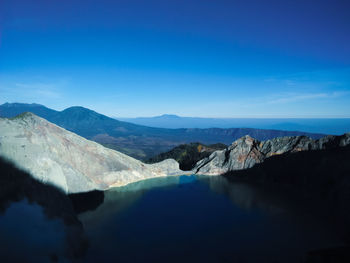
[0,113,183,193]
[0,103,325,159]
[194,133,350,175]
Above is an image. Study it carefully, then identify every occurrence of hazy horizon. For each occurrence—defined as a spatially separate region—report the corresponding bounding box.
[2,102,349,134]
[2,102,350,119]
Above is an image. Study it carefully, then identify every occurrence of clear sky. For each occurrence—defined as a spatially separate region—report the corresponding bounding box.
[0,0,349,117]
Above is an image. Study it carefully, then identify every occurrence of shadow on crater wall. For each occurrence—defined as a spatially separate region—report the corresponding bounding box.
[0,157,104,262]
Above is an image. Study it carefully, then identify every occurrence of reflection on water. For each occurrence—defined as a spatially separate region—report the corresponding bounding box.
[0,199,65,262]
[78,175,344,263]
[0,157,88,262]
[0,171,348,262]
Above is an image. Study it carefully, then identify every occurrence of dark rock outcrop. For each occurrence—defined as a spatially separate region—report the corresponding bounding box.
[146,142,227,170]
[194,133,350,175]
[223,144,350,243]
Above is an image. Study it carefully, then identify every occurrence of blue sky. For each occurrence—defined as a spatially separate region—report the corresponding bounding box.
[0,0,349,117]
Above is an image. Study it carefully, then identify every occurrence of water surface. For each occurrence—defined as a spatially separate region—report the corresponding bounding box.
[0,175,345,262]
[79,175,343,263]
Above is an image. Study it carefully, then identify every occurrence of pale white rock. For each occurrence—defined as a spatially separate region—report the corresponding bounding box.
[0,113,185,193]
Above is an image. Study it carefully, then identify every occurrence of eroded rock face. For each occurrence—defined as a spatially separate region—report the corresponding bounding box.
[194,133,350,175]
[0,113,184,193]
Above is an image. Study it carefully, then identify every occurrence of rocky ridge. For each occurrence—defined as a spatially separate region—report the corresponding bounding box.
[0,113,184,193]
[193,133,350,175]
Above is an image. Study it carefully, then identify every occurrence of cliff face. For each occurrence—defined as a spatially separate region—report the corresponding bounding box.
[194,133,350,175]
[0,113,183,194]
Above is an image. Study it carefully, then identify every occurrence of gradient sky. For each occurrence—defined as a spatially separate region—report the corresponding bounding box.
[0,0,349,117]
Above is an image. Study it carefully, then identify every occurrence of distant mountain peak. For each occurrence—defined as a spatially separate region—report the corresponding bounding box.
[1,102,45,108]
[61,106,105,116]
[63,106,92,112]
[157,114,181,119]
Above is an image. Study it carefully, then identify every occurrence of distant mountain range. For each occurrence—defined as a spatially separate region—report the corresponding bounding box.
[0,103,326,159]
[119,114,350,135]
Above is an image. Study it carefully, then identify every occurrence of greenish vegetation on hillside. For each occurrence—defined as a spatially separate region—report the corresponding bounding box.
[146,143,227,170]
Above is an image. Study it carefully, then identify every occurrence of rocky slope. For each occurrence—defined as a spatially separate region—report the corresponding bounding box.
[193,133,350,175]
[147,142,227,170]
[0,113,183,194]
